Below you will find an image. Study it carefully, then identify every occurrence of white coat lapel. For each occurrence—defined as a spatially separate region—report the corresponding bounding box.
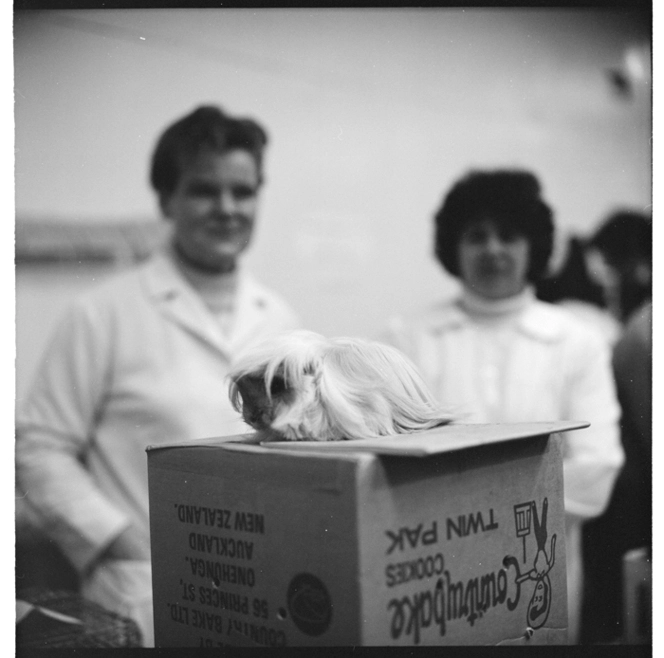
[142,252,233,357]
[229,274,272,355]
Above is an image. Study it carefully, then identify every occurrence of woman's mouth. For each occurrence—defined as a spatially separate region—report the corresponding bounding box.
[478,262,511,278]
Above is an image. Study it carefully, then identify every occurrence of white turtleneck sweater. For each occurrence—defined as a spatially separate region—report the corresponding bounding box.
[456,286,533,422]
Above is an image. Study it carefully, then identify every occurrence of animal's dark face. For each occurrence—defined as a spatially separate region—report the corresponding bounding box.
[234,373,294,430]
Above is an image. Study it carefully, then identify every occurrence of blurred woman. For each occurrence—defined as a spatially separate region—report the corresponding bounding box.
[386,169,624,643]
[15,106,301,645]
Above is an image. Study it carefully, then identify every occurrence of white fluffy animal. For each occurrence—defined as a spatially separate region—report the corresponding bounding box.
[228,330,451,441]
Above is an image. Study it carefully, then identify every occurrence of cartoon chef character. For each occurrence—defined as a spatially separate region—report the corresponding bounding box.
[519,498,555,629]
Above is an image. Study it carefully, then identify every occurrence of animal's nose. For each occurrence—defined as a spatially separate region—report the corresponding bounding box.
[244,407,271,429]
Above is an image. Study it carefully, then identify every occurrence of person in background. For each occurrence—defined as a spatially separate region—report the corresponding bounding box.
[536,235,622,346]
[579,300,652,644]
[15,105,301,646]
[535,210,652,642]
[537,210,652,345]
[585,210,652,325]
[385,169,624,643]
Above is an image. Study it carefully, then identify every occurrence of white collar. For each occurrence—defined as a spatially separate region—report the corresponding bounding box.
[143,247,242,302]
[459,286,534,318]
[428,287,566,342]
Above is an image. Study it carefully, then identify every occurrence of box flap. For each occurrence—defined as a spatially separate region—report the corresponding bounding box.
[146,433,258,452]
[258,420,589,457]
[147,420,588,457]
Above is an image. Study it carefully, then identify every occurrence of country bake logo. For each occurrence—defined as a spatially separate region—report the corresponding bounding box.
[286,573,333,637]
[505,498,556,633]
[386,497,558,644]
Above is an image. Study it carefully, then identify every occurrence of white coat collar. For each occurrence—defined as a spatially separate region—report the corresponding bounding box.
[141,250,273,357]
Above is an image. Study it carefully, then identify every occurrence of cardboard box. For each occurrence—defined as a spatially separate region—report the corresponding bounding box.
[147,420,585,647]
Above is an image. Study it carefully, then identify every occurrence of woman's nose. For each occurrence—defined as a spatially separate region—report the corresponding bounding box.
[215,189,237,215]
[483,233,506,254]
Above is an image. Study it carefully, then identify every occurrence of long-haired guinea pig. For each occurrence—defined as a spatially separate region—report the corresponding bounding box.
[228,330,451,441]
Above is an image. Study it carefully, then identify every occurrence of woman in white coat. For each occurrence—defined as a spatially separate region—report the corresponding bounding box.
[15,106,300,646]
[386,169,623,644]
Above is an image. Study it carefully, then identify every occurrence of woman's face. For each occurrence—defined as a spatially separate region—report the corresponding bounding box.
[457,218,530,300]
[161,148,260,273]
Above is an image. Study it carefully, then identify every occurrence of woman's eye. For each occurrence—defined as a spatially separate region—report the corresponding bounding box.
[232,185,257,201]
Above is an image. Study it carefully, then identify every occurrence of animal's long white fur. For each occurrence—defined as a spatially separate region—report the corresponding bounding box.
[228,330,452,441]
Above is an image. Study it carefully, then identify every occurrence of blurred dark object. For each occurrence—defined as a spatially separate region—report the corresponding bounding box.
[586,211,652,323]
[16,496,80,596]
[581,302,652,644]
[536,236,621,345]
[537,236,606,307]
[537,211,652,326]
[607,68,633,99]
[16,588,142,648]
[622,547,651,645]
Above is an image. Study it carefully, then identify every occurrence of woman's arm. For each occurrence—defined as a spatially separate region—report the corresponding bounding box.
[561,328,624,520]
[16,298,132,574]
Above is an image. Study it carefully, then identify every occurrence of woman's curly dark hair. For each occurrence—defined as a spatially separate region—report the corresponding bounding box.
[434,169,555,282]
[150,105,268,200]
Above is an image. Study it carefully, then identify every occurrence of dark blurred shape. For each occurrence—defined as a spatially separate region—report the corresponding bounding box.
[537,236,606,308]
[538,209,652,644]
[581,301,652,644]
[537,210,652,325]
[587,210,652,322]
[607,68,633,99]
[622,547,651,645]
[16,524,80,596]
[589,211,652,275]
[16,588,142,648]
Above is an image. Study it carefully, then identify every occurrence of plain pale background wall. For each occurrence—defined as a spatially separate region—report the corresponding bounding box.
[13,7,651,397]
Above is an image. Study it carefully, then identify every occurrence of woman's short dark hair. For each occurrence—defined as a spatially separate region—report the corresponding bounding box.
[150,105,268,199]
[434,169,555,282]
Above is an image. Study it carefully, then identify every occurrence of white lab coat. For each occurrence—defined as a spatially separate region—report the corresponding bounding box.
[15,250,300,645]
[386,289,623,643]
